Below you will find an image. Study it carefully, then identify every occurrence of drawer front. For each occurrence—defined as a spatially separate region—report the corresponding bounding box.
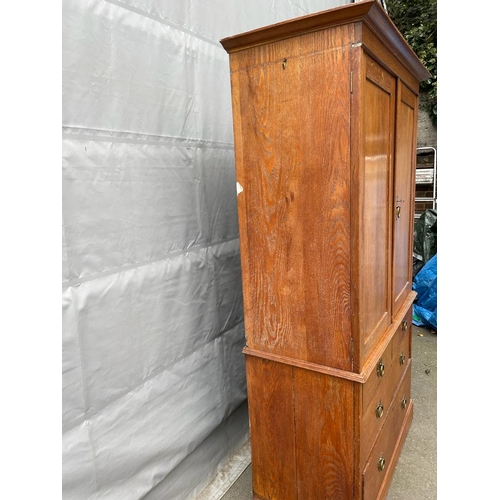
[362,341,394,416]
[392,307,412,364]
[363,311,411,415]
[362,364,412,500]
[361,366,401,464]
[360,348,410,464]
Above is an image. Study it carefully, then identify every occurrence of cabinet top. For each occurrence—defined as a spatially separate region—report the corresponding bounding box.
[220,0,430,83]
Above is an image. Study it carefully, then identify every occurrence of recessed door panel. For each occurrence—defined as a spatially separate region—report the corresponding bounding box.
[360,56,395,353]
[393,83,418,314]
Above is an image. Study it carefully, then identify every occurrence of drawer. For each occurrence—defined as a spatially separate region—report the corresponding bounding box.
[362,340,394,416]
[392,307,412,364]
[362,364,412,500]
[360,351,410,464]
[363,312,411,415]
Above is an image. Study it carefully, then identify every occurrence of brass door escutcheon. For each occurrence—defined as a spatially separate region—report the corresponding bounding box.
[378,456,386,472]
[401,396,407,409]
[282,58,287,69]
[399,353,406,365]
[377,359,385,377]
[402,319,408,331]
[396,206,401,218]
[376,402,384,419]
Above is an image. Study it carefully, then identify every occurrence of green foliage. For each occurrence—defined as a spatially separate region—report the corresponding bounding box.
[385,0,437,125]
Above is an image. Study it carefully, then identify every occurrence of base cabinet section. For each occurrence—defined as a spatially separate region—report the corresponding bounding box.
[246,326,413,500]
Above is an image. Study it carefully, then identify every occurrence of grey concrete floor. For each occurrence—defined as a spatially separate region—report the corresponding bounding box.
[221,326,437,500]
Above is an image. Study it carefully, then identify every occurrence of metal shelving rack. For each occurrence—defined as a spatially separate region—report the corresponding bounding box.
[414,146,437,219]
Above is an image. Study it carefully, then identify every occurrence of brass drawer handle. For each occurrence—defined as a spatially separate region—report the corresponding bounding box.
[401,319,408,331]
[401,396,407,409]
[399,353,406,365]
[378,456,386,472]
[396,206,401,219]
[377,359,385,377]
[375,402,384,419]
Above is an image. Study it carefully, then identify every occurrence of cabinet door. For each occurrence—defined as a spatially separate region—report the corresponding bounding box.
[392,83,418,315]
[359,55,396,357]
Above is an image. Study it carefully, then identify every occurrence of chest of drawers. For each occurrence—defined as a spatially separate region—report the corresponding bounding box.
[221,2,430,498]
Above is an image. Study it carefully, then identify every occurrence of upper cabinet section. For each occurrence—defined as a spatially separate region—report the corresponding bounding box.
[221,0,430,375]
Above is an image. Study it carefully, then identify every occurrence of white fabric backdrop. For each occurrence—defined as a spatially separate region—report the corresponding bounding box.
[62,1,347,499]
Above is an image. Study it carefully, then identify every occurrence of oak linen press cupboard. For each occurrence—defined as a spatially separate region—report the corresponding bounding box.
[220,1,431,499]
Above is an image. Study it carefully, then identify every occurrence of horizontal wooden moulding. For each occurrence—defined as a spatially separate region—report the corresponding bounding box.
[243,291,417,383]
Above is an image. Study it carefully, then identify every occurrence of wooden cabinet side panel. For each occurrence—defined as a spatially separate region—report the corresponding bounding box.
[392,82,418,315]
[246,356,296,500]
[293,368,356,500]
[230,26,353,370]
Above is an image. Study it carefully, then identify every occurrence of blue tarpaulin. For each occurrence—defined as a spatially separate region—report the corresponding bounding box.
[412,254,437,330]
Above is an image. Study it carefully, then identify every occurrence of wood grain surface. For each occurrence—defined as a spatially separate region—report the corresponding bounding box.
[246,356,296,500]
[230,27,353,370]
[222,2,429,497]
[293,367,355,499]
[392,82,418,315]
[221,0,431,84]
[358,55,395,362]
